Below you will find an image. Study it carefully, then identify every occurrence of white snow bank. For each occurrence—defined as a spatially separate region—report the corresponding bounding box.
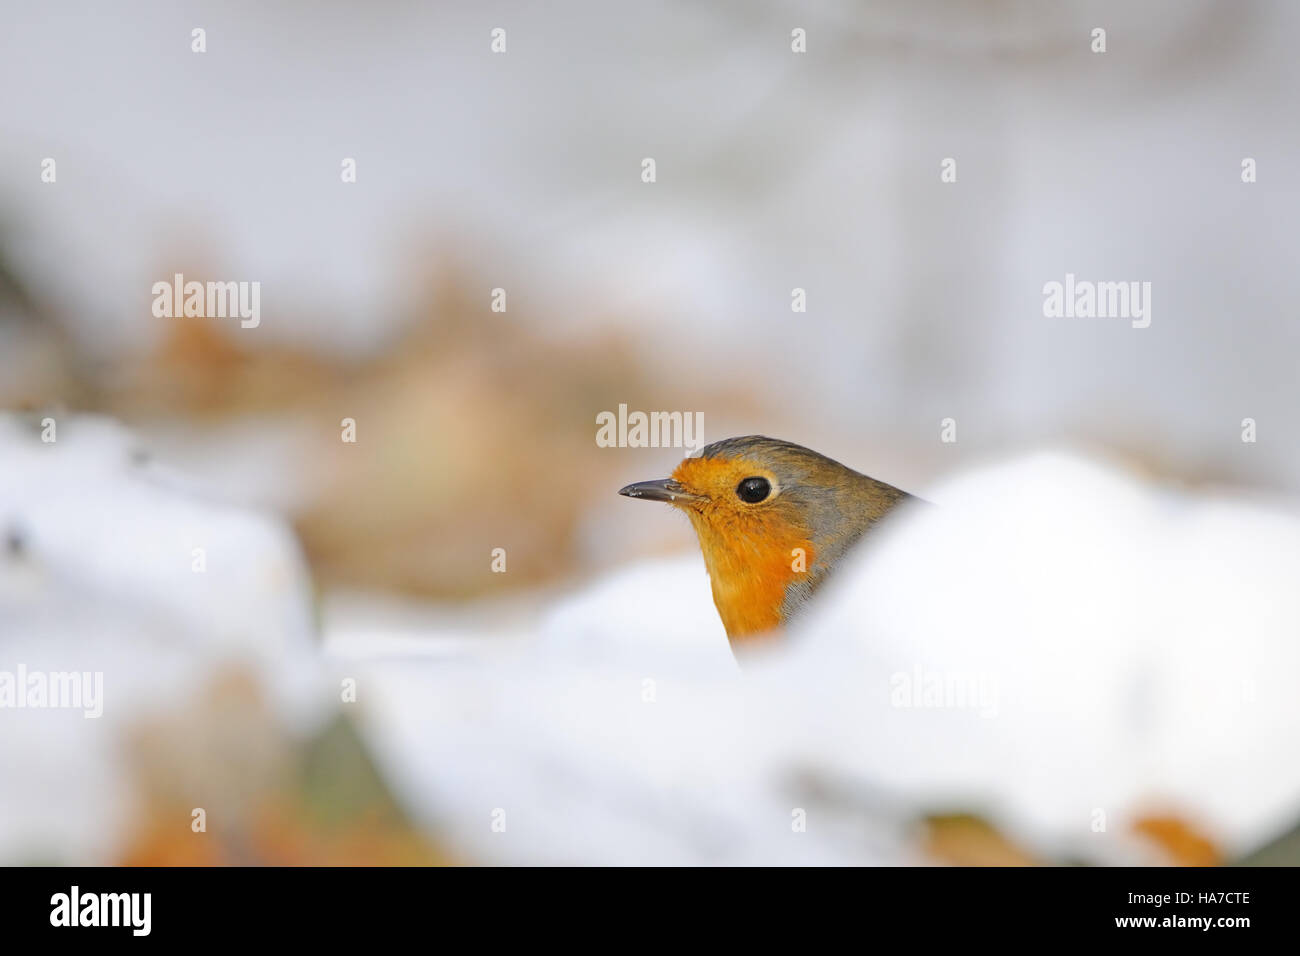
[0,414,322,863]
[352,451,1300,864]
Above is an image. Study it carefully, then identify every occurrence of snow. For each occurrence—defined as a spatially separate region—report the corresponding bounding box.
[350,451,1300,864]
[6,413,1300,864]
[0,414,323,863]
[774,452,1300,858]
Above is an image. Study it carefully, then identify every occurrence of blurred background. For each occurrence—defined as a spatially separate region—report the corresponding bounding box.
[3,0,1300,865]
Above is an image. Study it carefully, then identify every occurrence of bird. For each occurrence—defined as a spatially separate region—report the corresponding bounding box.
[618,436,916,645]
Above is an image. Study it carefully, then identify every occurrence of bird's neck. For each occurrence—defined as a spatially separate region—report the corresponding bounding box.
[686,511,815,645]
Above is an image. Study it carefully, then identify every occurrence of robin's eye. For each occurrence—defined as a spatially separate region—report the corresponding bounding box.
[736,476,771,503]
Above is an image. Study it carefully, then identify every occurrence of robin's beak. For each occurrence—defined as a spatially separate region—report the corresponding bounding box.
[618,478,704,506]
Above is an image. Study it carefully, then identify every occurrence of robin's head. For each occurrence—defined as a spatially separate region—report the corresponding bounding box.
[619,436,912,645]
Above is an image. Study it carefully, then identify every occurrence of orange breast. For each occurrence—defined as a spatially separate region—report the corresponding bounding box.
[686,510,814,643]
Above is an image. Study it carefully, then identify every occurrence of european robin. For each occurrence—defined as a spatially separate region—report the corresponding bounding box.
[619,436,916,645]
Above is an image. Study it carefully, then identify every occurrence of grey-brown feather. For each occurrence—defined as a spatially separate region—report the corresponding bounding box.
[701,436,917,625]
